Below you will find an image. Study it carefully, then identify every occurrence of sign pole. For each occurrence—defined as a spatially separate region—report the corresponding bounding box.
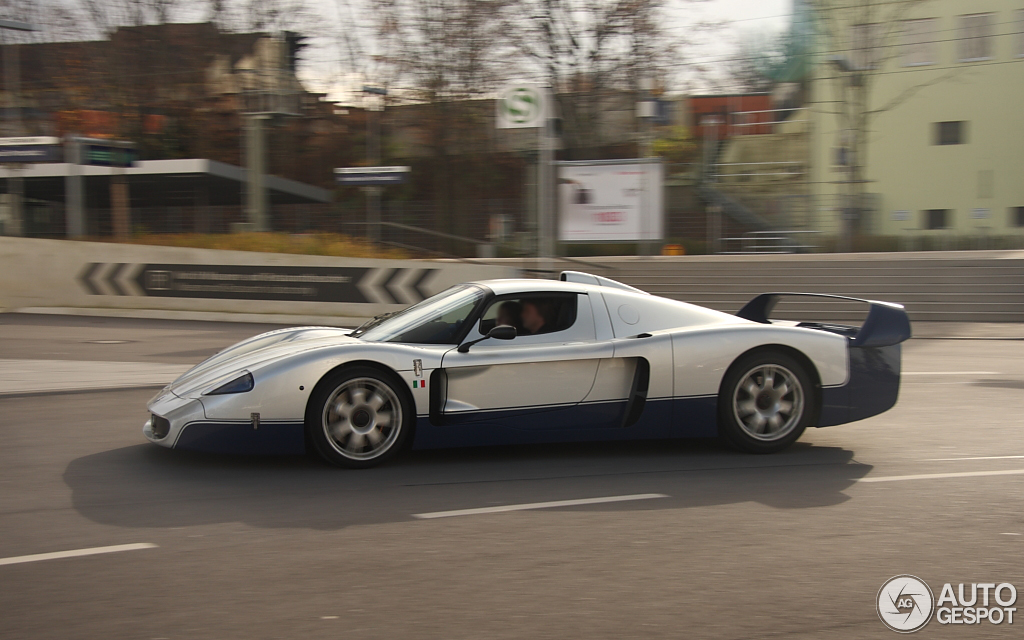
[538,91,556,263]
[537,112,545,261]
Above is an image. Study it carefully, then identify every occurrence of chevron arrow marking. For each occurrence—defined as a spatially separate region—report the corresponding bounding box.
[383,268,412,304]
[411,269,436,301]
[106,263,128,296]
[78,262,103,295]
[356,268,396,304]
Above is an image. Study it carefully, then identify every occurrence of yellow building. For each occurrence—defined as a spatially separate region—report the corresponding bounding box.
[807,0,1024,245]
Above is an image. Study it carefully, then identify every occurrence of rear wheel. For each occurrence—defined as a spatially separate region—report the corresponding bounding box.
[717,351,815,454]
[306,366,412,468]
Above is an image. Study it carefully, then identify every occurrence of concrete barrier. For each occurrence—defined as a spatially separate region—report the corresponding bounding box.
[0,237,518,325]
[482,251,1024,323]
[4,237,1023,325]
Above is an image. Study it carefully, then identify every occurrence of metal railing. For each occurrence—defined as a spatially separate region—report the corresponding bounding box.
[718,230,822,254]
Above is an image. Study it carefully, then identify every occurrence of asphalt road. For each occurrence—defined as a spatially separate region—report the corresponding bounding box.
[1,313,1022,639]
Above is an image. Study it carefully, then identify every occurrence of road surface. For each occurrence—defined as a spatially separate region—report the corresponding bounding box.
[1,313,1021,639]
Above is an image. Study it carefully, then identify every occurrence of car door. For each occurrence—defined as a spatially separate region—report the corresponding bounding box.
[437,291,615,429]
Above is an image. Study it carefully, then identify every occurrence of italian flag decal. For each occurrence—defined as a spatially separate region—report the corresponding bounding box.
[413,379,426,389]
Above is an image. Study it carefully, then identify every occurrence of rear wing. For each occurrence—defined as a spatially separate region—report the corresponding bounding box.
[736,293,911,348]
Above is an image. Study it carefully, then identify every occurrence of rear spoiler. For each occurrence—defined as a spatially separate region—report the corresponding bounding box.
[736,293,912,348]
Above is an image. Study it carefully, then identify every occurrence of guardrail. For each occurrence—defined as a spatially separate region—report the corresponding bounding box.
[718,230,822,254]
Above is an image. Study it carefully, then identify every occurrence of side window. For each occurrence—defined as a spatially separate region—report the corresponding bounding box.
[478,293,579,338]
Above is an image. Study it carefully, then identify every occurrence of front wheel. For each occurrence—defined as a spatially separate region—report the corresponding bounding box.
[717,351,816,454]
[306,366,413,468]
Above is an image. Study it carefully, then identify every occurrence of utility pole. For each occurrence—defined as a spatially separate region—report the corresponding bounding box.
[637,76,658,256]
[240,35,301,234]
[244,112,269,232]
[1,19,38,237]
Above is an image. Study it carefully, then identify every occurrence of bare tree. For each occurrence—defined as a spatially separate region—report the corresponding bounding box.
[507,0,682,158]
[368,0,516,241]
[808,0,960,248]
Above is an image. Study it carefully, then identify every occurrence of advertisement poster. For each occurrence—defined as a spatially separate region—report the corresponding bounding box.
[557,160,663,242]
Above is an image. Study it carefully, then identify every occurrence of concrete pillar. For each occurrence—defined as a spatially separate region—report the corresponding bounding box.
[110,171,130,239]
[6,174,23,236]
[194,181,210,234]
[65,138,85,237]
[244,114,269,232]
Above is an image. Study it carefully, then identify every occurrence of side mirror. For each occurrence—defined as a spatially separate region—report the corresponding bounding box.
[458,325,517,353]
[489,325,517,341]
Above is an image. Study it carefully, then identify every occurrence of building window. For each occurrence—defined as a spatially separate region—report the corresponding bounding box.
[959,13,993,61]
[1012,207,1024,227]
[902,18,938,66]
[934,121,965,145]
[851,23,882,69]
[923,209,950,230]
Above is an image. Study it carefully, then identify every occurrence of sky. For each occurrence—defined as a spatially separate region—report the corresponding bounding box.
[296,0,794,103]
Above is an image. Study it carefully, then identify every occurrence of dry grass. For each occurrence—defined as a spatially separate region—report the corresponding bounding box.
[91,232,411,259]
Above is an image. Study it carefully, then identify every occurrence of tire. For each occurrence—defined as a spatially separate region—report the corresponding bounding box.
[717,350,816,454]
[306,366,413,469]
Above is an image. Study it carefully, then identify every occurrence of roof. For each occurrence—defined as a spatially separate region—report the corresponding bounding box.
[473,278,591,296]
[0,158,330,206]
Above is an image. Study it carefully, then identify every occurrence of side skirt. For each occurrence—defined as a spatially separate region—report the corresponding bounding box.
[411,395,718,450]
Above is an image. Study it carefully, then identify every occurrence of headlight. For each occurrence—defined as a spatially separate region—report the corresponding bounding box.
[204,371,254,395]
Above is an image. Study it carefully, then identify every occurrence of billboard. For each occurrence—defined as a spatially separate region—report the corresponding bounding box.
[557,160,663,242]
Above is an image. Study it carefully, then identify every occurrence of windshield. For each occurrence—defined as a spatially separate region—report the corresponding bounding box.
[356,284,486,344]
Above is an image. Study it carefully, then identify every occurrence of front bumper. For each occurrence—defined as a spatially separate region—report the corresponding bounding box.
[144,387,208,448]
[144,387,306,455]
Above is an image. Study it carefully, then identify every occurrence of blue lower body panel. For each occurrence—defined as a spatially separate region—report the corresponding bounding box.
[410,396,718,450]
[174,421,306,455]
[170,397,721,455]
[818,344,901,427]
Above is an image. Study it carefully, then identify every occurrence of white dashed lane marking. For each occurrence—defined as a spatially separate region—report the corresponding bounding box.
[0,543,157,567]
[413,493,669,519]
[926,455,1024,461]
[858,469,1024,483]
[902,371,999,375]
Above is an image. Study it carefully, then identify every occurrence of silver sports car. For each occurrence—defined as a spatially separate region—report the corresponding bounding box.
[145,271,911,468]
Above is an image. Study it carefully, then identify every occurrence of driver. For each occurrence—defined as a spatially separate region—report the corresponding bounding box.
[521,299,554,335]
[496,300,523,332]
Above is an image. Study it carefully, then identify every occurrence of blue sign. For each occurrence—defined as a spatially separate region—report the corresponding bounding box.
[0,145,57,163]
[0,137,60,163]
[83,145,138,167]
